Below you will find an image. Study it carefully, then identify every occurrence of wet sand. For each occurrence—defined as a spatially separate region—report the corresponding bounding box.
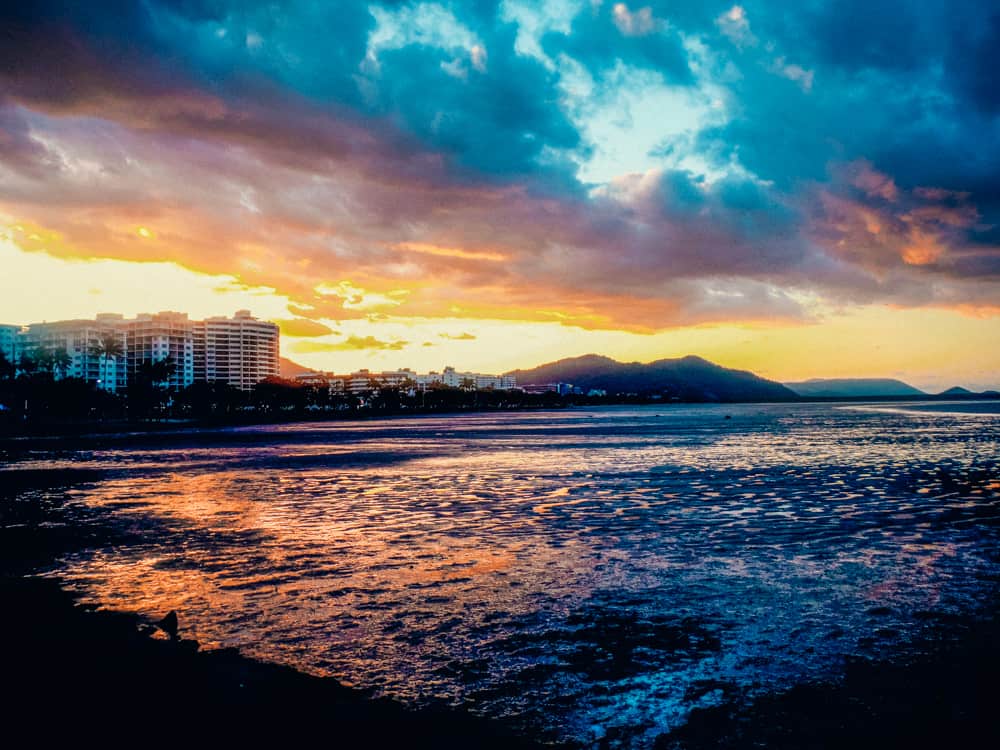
[2,454,999,747]
[0,467,542,747]
[656,616,1000,749]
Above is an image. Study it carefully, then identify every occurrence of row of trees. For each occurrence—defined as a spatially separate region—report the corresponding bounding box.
[5,333,124,381]
[0,351,569,431]
[0,346,176,425]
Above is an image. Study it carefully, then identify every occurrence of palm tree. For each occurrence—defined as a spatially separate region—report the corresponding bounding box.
[50,347,72,379]
[90,332,124,390]
[17,349,39,377]
[136,354,176,387]
[28,345,54,375]
[0,350,14,382]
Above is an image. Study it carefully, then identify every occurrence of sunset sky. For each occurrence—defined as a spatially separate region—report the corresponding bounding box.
[2,1,998,390]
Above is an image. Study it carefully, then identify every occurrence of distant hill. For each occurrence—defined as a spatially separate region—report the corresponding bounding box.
[279,356,316,379]
[938,386,974,396]
[784,378,925,398]
[507,354,796,402]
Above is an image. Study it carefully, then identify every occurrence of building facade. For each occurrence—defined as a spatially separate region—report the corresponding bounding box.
[16,318,128,392]
[1,310,279,392]
[124,311,196,390]
[194,310,279,390]
[299,366,517,393]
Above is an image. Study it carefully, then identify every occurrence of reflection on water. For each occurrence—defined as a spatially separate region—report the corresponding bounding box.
[13,402,1000,746]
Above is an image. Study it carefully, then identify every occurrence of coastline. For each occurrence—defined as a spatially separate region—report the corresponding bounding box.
[2,392,996,443]
[0,466,546,747]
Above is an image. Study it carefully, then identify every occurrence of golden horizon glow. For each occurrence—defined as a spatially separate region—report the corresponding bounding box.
[3,235,997,393]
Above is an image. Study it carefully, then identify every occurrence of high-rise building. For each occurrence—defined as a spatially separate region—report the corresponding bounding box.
[1,310,281,392]
[16,318,128,392]
[193,310,279,390]
[124,311,196,390]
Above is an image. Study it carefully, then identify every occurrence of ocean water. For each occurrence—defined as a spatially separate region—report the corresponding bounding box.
[14,402,1000,745]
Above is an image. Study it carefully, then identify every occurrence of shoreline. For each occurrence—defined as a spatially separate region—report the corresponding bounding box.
[0,396,1000,451]
[1,576,551,746]
[0,465,548,747]
[2,393,996,443]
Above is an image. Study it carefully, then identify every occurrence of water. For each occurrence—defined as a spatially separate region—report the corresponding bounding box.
[10,402,1000,746]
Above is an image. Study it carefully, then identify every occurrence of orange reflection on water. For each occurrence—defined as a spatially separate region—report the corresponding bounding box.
[36,402,1000,741]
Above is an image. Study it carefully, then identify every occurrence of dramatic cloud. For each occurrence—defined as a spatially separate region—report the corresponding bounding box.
[0,0,998,343]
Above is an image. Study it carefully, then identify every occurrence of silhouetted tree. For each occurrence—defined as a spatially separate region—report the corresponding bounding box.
[252,376,307,412]
[51,347,72,379]
[0,351,14,382]
[89,332,124,389]
[129,356,177,420]
[17,349,39,377]
[179,381,246,418]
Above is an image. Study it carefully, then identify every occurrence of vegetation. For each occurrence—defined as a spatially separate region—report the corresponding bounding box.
[0,360,568,435]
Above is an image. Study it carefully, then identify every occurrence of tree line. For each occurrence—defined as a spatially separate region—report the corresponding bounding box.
[0,349,570,432]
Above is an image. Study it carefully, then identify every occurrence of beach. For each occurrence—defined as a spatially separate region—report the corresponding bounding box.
[2,404,999,747]
[0,464,543,747]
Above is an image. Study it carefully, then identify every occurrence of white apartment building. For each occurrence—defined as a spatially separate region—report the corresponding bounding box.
[326,366,517,393]
[2,310,280,392]
[193,310,279,390]
[435,366,517,390]
[345,369,378,394]
[124,311,196,389]
[16,318,128,392]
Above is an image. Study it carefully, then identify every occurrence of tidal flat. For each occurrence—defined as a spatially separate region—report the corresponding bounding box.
[2,402,999,747]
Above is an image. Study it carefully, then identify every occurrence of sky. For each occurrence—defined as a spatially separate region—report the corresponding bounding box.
[1,1,998,390]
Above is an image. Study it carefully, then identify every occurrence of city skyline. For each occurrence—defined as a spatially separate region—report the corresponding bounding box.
[2,2,999,391]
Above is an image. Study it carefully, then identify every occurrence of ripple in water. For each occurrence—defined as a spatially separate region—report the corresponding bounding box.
[15,402,1000,746]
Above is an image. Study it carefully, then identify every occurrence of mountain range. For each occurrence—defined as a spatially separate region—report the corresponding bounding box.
[506,354,796,402]
[782,378,926,398]
[281,353,994,401]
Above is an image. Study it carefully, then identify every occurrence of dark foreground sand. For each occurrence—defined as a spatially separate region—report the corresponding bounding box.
[1,465,998,748]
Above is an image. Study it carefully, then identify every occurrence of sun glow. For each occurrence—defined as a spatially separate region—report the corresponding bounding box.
[2,226,998,392]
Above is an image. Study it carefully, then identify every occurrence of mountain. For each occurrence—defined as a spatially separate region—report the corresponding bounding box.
[784,378,925,398]
[507,354,796,402]
[279,356,316,379]
[938,386,974,396]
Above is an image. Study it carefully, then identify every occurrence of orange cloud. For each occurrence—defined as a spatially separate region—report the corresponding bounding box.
[392,242,507,262]
[292,335,408,353]
[275,318,336,337]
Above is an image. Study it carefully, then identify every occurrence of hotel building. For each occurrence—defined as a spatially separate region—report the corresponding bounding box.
[193,310,279,390]
[15,317,128,392]
[3,310,279,392]
[123,311,196,390]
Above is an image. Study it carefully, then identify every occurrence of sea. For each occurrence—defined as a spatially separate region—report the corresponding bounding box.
[10,401,1000,746]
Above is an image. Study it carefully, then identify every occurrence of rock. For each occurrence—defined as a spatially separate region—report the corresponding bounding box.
[155,610,179,639]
